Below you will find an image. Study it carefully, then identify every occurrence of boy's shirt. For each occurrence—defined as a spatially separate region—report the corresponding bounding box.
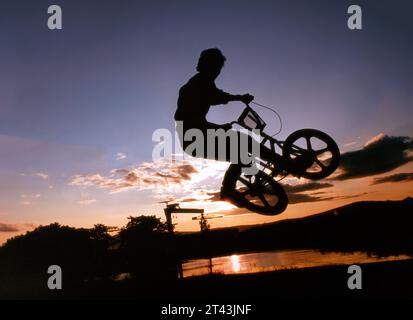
[175,73,231,127]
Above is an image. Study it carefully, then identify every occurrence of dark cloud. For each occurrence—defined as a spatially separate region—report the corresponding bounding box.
[310,191,331,196]
[215,192,369,217]
[288,193,333,204]
[0,223,36,233]
[179,197,200,203]
[335,134,413,180]
[283,182,333,193]
[371,172,413,185]
[0,223,19,232]
[282,182,334,204]
[270,191,369,205]
[339,192,369,200]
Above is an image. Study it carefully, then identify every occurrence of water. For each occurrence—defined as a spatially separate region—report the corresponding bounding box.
[182,249,411,278]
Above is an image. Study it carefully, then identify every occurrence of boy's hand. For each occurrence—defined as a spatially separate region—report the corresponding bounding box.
[240,94,254,105]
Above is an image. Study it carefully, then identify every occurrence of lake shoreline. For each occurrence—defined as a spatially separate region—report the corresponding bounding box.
[181,248,412,278]
[176,258,413,300]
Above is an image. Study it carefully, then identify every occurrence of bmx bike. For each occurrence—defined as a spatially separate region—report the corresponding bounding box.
[220,103,340,216]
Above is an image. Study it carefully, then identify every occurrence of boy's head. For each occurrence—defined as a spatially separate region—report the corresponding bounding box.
[196,48,226,79]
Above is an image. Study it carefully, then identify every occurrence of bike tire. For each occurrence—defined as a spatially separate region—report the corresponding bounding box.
[282,129,340,180]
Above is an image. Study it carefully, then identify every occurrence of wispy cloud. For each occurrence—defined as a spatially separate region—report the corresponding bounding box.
[70,159,199,193]
[20,194,41,206]
[364,133,386,147]
[21,194,41,199]
[77,192,97,205]
[115,153,127,160]
[371,172,413,185]
[34,172,49,180]
[343,141,358,147]
[287,191,368,204]
[78,199,97,205]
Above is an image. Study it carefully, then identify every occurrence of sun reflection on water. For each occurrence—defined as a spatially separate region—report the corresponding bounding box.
[231,255,241,272]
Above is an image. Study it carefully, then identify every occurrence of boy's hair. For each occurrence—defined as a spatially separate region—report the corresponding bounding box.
[196,48,226,73]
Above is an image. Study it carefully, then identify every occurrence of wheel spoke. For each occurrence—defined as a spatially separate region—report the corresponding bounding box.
[259,178,269,187]
[306,136,312,150]
[315,158,326,169]
[238,177,253,189]
[291,144,306,152]
[258,194,270,207]
[232,167,288,214]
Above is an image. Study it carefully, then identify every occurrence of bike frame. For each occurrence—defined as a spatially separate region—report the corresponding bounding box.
[233,105,284,156]
[232,105,304,175]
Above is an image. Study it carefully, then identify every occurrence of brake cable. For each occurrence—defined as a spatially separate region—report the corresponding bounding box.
[251,101,283,136]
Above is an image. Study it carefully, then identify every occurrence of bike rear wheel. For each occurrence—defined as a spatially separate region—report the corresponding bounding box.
[221,164,288,216]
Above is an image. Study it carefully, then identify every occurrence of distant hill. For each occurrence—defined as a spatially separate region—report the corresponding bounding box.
[177,197,413,258]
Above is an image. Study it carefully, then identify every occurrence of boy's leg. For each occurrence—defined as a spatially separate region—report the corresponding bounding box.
[179,127,282,166]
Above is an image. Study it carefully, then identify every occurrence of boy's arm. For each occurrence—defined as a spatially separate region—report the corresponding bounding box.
[210,86,253,105]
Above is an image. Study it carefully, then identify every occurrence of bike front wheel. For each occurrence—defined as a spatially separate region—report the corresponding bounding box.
[282,129,340,180]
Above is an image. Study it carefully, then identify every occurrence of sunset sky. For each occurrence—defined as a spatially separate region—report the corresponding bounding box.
[1,0,412,244]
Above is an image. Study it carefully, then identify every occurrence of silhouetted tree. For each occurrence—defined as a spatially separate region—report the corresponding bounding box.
[0,223,97,294]
[199,214,210,233]
[117,215,176,282]
[89,224,116,279]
